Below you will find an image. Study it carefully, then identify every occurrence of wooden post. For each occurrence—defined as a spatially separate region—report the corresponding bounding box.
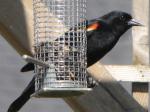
[132,0,150,111]
[132,82,149,111]
[132,0,149,65]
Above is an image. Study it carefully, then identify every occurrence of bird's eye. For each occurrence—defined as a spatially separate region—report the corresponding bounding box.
[120,16,125,21]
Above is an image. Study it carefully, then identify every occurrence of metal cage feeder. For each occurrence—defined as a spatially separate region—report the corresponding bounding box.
[31,0,91,98]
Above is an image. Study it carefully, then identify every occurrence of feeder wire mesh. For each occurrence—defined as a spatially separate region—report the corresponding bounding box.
[33,0,89,97]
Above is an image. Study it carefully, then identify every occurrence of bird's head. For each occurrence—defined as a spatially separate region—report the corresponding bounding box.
[102,11,143,27]
[100,11,143,36]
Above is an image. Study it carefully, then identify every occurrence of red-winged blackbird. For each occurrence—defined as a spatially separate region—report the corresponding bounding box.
[7,11,142,112]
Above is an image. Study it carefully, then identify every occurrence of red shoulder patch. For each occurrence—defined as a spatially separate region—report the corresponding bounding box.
[87,22,100,31]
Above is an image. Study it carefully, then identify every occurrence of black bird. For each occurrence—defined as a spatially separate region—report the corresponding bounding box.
[7,11,142,112]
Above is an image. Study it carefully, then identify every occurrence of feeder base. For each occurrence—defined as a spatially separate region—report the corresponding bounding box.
[31,88,92,98]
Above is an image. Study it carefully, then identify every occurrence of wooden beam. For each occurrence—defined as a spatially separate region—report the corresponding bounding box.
[0,0,33,56]
[104,65,150,82]
[132,0,150,111]
[132,0,149,65]
[64,86,125,112]
[64,62,145,112]
[132,83,149,111]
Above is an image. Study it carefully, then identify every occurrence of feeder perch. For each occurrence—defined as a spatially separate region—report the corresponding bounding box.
[28,0,91,98]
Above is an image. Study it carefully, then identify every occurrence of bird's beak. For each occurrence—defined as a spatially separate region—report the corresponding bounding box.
[128,19,144,26]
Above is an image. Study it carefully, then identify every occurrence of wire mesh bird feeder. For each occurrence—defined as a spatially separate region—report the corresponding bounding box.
[32,0,91,97]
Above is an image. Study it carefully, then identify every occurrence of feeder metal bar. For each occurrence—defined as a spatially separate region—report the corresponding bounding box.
[22,55,49,67]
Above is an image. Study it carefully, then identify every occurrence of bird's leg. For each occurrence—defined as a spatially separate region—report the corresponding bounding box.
[86,73,98,88]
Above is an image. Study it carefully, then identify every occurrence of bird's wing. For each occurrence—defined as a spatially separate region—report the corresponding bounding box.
[20,19,102,72]
[70,19,101,32]
[87,22,100,32]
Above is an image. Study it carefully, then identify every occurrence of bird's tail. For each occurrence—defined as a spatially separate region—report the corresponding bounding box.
[7,76,35,112]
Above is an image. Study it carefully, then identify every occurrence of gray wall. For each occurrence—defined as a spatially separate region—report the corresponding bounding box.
[0,0,133,112]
